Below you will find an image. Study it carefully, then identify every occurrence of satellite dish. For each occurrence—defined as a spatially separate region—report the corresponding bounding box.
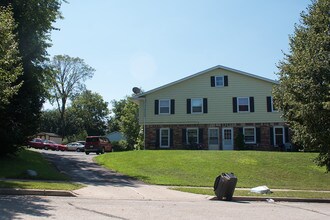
[132,87,141,94]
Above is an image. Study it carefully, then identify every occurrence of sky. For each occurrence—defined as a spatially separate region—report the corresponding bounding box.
[46,0,311,109]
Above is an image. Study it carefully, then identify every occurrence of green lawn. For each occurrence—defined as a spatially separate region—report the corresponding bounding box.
[96,150,330,190]
[0,149,82,190]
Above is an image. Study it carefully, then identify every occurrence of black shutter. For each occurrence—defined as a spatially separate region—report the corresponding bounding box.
[187,99,191,114]
[156,129,160,148]
[224,75,228,86]
[171,99,175,114]
[284,127,289,143]
[203,98,208,113]
[256,127,261,143]
[233,97,237,113]
[199,128,203,144]
[182,129,187,144]
[154,100,159,115]
[270,127,274,146]
[239,127,243,134]
[267,96,272,112]
[250,97,255,112]
[211,76,215,87]
[170,129,174,147]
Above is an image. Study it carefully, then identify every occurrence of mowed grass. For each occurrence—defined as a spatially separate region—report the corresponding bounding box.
[0,149,82,190]
[96,150,330,190]
[0,149,67,180]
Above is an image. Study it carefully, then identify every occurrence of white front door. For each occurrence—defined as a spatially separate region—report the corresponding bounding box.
[222,128,234,150]
[208,128,219,150]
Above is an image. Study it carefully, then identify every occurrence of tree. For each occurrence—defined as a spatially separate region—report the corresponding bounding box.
[0,5,22,107]
[273,0,330,171]
[120,98,142,150]
[108,99,128,132]
[71,90,110,136]
[48,55,95,137]
[0,0,63,156]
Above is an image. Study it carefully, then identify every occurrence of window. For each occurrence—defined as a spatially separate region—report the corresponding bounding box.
[274,126,284,147]
[267,96,278,112]
[238,97,249,112]
[215,76,224,87]
[244,127,256,143]
[208,128,219,145]
[187,128,199,144]
[159,99,170,114]
[160,128,170,148]
[191,98,203,113]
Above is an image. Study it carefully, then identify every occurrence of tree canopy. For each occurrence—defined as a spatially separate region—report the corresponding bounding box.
[0,0,64,156]
[273,0,330,171]
[48,54,95,137]
[0,5,23,108]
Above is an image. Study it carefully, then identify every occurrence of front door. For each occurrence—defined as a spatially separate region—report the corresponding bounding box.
[208,128,219,150]
[222,128,233,150]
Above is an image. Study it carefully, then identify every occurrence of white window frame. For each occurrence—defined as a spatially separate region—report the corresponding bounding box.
[208,128,219,145]
[191,98,203,114]
[243,127,256,144]
[186,128,199,144]
[215,76,224,87]
[237,97,250,112]
[159,99,170,115]
[160,128,170,148]
[273,126,285,147]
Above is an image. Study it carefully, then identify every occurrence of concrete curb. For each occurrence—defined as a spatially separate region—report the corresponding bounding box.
[210,196,330,203]
[0,188,76,197]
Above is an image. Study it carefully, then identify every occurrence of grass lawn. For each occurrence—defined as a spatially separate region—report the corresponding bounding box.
[0,149,82,190]
[96,150,330,190]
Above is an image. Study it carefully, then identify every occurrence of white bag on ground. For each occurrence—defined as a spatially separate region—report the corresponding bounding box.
[250,185,271,194]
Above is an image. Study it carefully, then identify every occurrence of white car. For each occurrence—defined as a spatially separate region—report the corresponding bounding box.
[66,142,85,152]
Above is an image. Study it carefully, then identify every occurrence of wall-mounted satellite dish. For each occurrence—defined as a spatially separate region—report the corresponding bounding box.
[132,87,141,94]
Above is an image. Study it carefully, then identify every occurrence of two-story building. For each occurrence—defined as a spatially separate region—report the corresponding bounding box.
[133,65,290,151]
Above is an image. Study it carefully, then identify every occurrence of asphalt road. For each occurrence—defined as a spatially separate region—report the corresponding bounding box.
[0,150,329,219]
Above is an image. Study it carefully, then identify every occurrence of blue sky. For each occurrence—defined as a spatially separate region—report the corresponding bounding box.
[47,0,311,109]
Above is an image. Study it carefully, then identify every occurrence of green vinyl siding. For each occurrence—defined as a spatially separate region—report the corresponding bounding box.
[138,68,283,125]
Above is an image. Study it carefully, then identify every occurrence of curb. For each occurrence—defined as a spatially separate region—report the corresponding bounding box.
[0,188,76,197]
[210,196,330,203]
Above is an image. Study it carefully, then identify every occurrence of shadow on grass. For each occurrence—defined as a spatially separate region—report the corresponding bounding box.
[0,195,53,219]
[41,151,145,187]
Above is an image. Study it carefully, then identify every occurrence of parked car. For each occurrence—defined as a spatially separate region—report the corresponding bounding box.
[27,138,44,149]
[43,140,67,151]
[84,136,112,155]
[66,142,85,152]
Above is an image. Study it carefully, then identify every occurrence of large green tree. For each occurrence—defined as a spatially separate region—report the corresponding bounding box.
[273,0,330,171]
[108,99,128,132]
[0,0,63,156]
[48,55,95,137]
[0,6,22,107]
[71,90,110,136]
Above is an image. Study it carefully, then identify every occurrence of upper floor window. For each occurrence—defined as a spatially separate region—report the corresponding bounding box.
[233,97,254,113]
[191,98,203,113]
[211,75,228,87]
[238,97,249,112]
[159,99,170,114]
[155,99,175,115]
[267,96,278,112]
[187,98,208,114]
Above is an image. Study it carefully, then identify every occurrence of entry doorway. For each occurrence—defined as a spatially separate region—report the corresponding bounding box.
[222,128,233,150]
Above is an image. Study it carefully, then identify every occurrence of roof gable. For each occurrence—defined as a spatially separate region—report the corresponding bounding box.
[135,65,278,97]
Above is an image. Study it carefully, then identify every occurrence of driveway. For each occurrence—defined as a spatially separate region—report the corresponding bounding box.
[42,150,209,201]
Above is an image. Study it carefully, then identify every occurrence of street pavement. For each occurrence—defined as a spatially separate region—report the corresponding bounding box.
[0,150,329,219]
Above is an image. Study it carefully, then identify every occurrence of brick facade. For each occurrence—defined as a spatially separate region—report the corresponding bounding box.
[145,122,289,151]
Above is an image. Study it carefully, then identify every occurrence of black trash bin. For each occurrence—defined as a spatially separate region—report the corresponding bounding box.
[214,173,237,201]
